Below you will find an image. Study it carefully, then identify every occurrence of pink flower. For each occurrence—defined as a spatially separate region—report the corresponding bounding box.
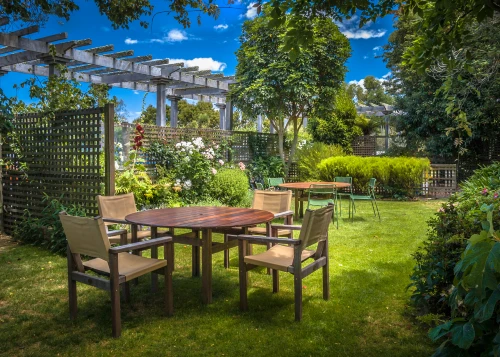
[494,192,499,199]
[211,168,217,175]
[482,188,489,196]
[238,162,246,170]
[438,207,445,213]
[218,159,224,166]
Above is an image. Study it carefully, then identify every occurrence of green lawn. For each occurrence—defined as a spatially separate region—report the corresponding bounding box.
[0,200,441,357]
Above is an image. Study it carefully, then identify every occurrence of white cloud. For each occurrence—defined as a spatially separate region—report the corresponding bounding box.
[337,17,387,40]
[125,38,138,45]
[342,29,386,39]
[373,46,382,51]
[166,29,188,42]
[133,90,139,95]
[242,3,258,19]
[214,24,229,31]
[363,55,369,60]
[168,57,227,71]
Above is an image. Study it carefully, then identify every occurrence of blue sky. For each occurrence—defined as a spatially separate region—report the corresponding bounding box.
[0,0,395,120]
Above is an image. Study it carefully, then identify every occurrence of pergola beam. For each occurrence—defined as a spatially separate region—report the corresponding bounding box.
[174,87,226,96]
[0,32,68,55]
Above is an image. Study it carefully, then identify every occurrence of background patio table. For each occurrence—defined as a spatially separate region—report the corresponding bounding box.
[278,182,351,219]
[126,206,274,304]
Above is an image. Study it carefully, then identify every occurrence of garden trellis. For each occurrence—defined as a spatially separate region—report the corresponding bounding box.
[0,18,236,129]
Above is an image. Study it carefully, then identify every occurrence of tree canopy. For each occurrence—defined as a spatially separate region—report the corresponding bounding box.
[346,75,395,106]
[231,5,350,173]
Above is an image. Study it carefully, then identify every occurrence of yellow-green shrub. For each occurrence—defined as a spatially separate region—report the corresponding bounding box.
[317,156,430,197]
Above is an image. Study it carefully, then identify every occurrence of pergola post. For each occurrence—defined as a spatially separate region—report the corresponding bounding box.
[39,54,71,76]
[257,115,262,133]
[167,95,182,128]
[215,103,226,130]
[225,101,233,130]
[152,78,170,126]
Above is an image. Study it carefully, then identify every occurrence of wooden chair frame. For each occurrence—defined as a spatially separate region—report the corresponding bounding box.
[233,205,333,321]
[64,216,174,338]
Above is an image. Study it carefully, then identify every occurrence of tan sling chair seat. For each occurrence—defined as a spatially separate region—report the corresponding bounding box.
[244,245,316,271]
[83,253,167,282]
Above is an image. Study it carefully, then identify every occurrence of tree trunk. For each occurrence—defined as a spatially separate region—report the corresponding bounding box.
[286,116,301,176]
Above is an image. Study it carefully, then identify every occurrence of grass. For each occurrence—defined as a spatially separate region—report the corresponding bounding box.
[0,199,442,357]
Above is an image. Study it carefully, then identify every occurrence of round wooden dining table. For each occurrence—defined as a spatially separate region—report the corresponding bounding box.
[126,206,274,304]
[279,182,351,220]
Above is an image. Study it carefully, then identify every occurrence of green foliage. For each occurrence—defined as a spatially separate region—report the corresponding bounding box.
[346,76,395,105]
[208,168,251,207]
[295,142,345,181]
[12,196,86,254]
[428,203,500,355]
[308,88,362,150]
[178,100,220,129]
[115,149,178,208]
[317,156,430,198]
[247,156,285,186]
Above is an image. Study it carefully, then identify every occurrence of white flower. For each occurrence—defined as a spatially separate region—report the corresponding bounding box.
[193,137,204,148]
[218,159,224,166]
[211,168,217,175]
[183,156,190,162]
[184,180,192,189]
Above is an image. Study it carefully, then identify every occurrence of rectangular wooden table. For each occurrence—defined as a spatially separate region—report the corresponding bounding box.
[126,206,274,304]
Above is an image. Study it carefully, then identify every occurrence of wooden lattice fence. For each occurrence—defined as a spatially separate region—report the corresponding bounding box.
[1,105,114,234]
[115,123,280,169]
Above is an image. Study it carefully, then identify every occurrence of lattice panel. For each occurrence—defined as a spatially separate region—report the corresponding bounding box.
[117,123,279,168]
[2,109,104,234]
[422,164,457,198]
[352,136,377,157]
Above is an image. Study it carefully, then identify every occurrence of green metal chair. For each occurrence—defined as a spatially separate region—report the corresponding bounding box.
[255,182,264,190]
[349,178,380,221]
[266,177,285,190]
[307,184,338,228]
[334,176,353,217]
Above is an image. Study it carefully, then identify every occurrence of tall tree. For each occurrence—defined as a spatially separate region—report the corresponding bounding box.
[177,100,219,129]
[346,75,395,105]
[231,5,350,173]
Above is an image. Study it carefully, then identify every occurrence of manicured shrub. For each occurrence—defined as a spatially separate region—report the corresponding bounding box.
[12,196,86,254]
[208,168,251,207]
[295,142,345,181]
[317,156,430,197]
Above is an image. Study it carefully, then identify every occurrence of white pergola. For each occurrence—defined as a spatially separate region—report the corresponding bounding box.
[0,19,236,128]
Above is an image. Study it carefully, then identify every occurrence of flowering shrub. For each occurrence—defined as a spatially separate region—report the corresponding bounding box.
[148,137,229,203]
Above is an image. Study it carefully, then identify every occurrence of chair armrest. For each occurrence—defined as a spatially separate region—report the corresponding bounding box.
[109,237,172,254]
[102,217,129,224]
[273,210,293,219]
[270,224,302,231]
[107,229,128,237]
[229,234,300,245]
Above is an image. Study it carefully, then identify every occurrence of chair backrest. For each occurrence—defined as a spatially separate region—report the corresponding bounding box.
[255,182,264,190]
[368,178,377,196]
[97,193,137,226]
[308,184,336,197]
[266,177,284,189]
[334,176,353,193]
[59,213,110,261]
[297,205,334,252]
[252,190,292,214]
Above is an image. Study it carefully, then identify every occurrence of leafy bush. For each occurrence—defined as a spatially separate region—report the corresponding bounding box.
[295,142,345,181]
[247,156,284,186]
[317,156,430,197]
[208,168,251,207]
[409,163,500,316]
[12,196,86,254]
[408,162,500,355]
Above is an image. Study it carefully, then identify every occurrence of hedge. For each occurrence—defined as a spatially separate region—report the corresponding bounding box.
[317,156,431,197]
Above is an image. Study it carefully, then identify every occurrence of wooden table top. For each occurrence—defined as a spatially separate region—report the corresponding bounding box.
[279,182,351,190]
[125,206,275,229]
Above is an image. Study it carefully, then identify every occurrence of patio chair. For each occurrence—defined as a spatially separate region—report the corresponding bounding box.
[97,193,170,245]
[349,178,380,221]
[235,204,334,321]
[60,212,173,338]
[307,184,338,228]
[334,176,353,217]
[222,190,293,268]
[266,177,285,190]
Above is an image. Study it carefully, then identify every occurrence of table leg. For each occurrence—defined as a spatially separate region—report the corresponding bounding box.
[299,189,304,218]
[202,228,213,304]
[192,230,200,277]
[294,189,299,220]
[151,227,158,293]
[131,224,139,285]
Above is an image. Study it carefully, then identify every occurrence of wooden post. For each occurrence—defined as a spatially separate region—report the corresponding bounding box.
[0,133,3,233]
[104,103,115,196]
[215,103,226,130]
